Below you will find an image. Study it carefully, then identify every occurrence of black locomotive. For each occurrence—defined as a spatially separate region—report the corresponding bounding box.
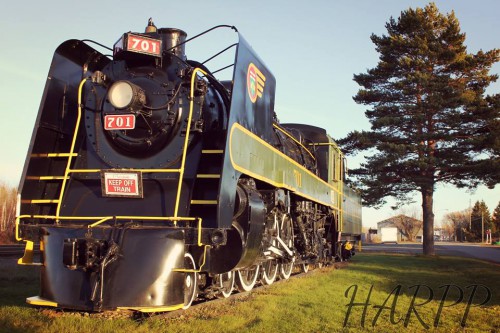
[16,20,362,312]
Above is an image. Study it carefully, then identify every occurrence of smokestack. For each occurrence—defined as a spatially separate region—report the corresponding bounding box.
[157,28,187,60]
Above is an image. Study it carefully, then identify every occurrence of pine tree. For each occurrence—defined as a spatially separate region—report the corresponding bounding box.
[340,3,499,255]
[469,201,492,242]
[492,201,500,240]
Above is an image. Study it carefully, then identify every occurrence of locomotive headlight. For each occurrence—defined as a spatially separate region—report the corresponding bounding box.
[108,80,146,110]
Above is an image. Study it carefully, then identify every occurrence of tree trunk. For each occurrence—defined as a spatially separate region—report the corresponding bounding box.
[421,185,435,255]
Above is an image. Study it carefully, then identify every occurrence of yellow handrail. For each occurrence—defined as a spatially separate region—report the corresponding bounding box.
[23,70,210,237]
[51,70,207,220]
[16,70,214,268]
[172,245,209,273]
[173,68,207,217]
[16,214,202,240]
[55,77,89,220]
[67,168,183,173]
[273,123,316,161]
[30,153,78,158]
[15,214,206,266]
[307,142,344,229]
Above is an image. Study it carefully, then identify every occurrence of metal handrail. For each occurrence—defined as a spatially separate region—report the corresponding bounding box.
[55,77,89,219]
[173,67,207,217]
[50,69,206,221]
[16,214,203,240]
[16,70,212,268]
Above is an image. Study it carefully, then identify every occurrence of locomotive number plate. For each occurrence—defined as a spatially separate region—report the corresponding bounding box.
[104,115,136,130]
[127,34,161,56]
[101,171,143,198]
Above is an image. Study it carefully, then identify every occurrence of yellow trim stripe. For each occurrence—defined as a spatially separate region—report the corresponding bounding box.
[22,199,59,204]
[30,153,78,158]
[26,176,68,180]
[191,200,218,205]
[27,296,58,307]
[202,149,224,154]
[118,304,184,313]
[256,69,266,82]
[26,296,185,313]
[229,123,341,208]
[196,174,220,179]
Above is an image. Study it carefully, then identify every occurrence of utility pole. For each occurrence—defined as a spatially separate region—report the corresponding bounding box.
[469,198,472,230]
[481,211,484,243]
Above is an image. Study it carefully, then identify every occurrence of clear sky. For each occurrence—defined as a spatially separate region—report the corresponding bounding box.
[0,0,498,228]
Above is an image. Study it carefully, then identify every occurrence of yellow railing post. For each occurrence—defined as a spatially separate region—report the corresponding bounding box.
[55,77,89,221]
[173,68,207,218]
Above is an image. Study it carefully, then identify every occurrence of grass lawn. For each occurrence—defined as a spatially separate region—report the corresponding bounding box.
[0,253,498,333]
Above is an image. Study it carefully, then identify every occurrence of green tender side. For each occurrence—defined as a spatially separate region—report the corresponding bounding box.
[342,186,362,235]
[229,123,342,210]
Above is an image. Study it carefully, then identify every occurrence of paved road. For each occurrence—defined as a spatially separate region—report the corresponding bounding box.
[361,242,500,264]
[2,243,499,266]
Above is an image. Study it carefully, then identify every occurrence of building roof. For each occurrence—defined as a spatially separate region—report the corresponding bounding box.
[377,214,422,228]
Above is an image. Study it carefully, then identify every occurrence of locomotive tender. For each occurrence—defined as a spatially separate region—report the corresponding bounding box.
[16,20,362,312]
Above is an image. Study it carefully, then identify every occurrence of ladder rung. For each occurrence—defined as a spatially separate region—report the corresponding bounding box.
[26,176,68,180]
[21,199,60,204]
[196,174,221,179]
[201,150,224,154]
[30,153,78,158]
[191,200,218,205]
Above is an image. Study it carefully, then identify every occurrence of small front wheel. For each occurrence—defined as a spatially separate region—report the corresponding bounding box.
[183,253,197,309]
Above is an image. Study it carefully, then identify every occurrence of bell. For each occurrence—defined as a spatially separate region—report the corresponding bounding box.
[145,18,157,33]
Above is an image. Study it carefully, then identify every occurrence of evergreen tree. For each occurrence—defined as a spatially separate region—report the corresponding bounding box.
[492,201,500,240]
[340,3,500,255]
[470,201,492,242]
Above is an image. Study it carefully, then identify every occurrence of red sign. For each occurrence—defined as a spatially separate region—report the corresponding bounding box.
[101,171,143,198]
[104,114,136,130]
[127,34,161,56]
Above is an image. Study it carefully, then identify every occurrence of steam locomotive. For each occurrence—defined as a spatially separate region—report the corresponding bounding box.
[16,20,362,312]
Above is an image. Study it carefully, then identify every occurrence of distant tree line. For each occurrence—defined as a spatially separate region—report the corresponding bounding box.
[0,182,16,244]
[442,201,500,243]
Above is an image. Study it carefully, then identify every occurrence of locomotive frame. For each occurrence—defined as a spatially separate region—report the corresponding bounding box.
[15,20,362,312]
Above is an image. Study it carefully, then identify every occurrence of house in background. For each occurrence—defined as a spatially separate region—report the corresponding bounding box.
[376,215,423,242]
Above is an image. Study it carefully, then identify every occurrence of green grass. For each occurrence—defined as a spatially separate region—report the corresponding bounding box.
[0,254,498,332]
[0,261,40,307]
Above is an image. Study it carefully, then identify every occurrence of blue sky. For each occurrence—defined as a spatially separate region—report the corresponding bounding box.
[0,0,498,228]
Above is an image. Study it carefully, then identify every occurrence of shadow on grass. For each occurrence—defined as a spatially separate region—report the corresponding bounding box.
[348,253,499,306]
[336,254,500,331]
[0,258,40,307]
